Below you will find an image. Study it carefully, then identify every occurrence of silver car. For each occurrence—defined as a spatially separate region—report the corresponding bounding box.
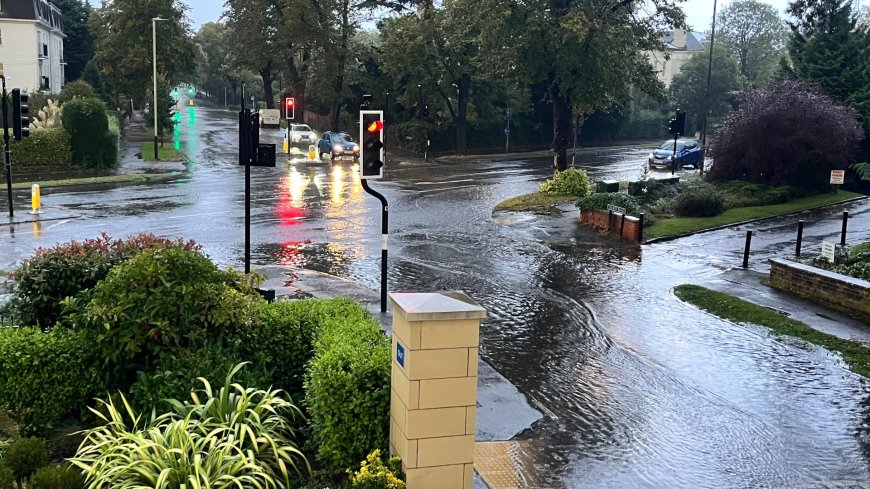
[287,124,316,148]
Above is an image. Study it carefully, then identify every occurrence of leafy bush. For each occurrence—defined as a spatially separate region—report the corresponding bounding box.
[709,80,864,190]
[540,168,592,197]
[715,180,803,208]
[129,343,269,413]
[62,97,110,168]
[67,247,262,367]
[0,127,71,167]
[0,464,12,489]
[349,449,405,489]
[0,328,103,435]
[228,298,376,399]
[58,80,95,104]
[2,438,47,484]
[8,233,199,328]
[29,464,85,489]
[385,121,428,153]
[636,178,681,203]
[852,162,870,181]
[305,309,391,474]
[104,116,121,166]
[72,365,310,487]
[832,242,870,280]
[672,184,725,217]
[576,192,641,215]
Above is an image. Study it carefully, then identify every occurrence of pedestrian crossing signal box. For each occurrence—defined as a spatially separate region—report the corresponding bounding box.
[238,109,276,167]
[360,110,384,180]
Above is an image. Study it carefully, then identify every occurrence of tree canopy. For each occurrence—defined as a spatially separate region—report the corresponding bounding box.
[670,45,744,132]
[718,0,787,85]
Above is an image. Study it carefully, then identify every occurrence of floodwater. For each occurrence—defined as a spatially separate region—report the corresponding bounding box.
[2,100,870,488]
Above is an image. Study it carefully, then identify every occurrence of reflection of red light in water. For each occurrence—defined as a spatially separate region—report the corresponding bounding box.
[278,241,306,267]
[276,192,306,226]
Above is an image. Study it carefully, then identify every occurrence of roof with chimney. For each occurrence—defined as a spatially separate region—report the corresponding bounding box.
[663,30,708,51]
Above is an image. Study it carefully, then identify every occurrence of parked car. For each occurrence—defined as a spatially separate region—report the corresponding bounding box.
[287,124,316,148]
[318,132,360,162]
[648,139,704,169]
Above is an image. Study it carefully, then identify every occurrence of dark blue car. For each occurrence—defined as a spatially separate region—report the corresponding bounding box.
[648,139,704,170]
[318,131,360,162]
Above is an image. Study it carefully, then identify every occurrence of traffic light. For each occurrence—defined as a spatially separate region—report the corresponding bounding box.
[12,89,30,141]
[360,110,384,179]
[669,110,685,136]
[285,97,295,120]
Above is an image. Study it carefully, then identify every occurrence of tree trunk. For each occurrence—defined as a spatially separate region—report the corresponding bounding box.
[260,61,274,109]
[456,74,471,153]
[550,81,572,172]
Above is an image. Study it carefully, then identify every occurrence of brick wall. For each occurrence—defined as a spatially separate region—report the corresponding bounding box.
[580,209,643,242]
[769,258,870,316]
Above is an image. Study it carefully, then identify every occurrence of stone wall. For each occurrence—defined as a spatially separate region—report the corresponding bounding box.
[580,209,642,242]
[769,258,870,316]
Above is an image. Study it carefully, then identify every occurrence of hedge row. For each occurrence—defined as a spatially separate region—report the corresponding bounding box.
[1,128,71,167]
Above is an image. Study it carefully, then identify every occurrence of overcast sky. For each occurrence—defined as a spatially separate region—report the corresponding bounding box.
[88,0,796,33]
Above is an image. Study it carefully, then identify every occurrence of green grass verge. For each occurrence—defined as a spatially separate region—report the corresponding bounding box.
[646,191,863,239]
[139,142,186,162]
[674,284,870,378]
[494,192,576,216]
[12,173,171,190]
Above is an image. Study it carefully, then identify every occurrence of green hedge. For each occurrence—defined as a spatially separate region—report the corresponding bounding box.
[61,97,118,169]
[0,128,71,168]
[305,304,391,474]
[577,192,642,215]
[0,327,103,435]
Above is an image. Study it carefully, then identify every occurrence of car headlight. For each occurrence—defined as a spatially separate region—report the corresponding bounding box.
[668,155,674,160]
[333,144,342,152]
[648,153,654,160]
[353,145,360,152]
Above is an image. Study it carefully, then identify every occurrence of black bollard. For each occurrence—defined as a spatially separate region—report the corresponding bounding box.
[796,220,804,258]
[742,231,753,269]
[841,211,849,246]
[639,213,645,243]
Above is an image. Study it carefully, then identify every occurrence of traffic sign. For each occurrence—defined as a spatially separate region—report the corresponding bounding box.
[830,170,845,185]
[504,114,512,121]
[504,127,511,135]
[821,241,836,262]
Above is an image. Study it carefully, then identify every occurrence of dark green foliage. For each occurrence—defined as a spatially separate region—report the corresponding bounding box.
[229,299,372,399]
[304,303,391,474]
[129,343,269,413]
[58,80,95,104]
[0,328,103,435]
[8,233,200,328]
[672,184,725,217]
[68,247,262,367]
[61,97,115,168]
[1,128,71,167]
[714,181,806,208]
[0,464,12,489]
[576,192,641,215]
[81,61,110,105]
[29,464,85,489]
[52,0,94,81]
[2,438,48,483]
[833,242,870,280]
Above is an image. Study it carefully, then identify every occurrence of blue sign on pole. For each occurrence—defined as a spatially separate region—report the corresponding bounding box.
[504,128,511,135]
[396,342,405,368]
[503,114,512,121]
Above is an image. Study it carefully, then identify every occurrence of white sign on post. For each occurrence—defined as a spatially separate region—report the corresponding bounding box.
[821,241,836,262]
[830,170,845,185]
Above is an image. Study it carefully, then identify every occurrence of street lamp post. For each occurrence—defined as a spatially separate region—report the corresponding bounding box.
[152,17,167,161]
[700,0,719,177]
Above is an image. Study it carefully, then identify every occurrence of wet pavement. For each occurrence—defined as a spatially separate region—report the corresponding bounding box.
[2,99,870,488]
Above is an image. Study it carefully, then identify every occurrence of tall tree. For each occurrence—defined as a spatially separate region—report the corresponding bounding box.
[193,22,230,99]
[718,0,787,85]
[53,0,94,81]
[90,0,195,105]
[670,45,744,131]
[464,0,684,170]
[223,0,283,108]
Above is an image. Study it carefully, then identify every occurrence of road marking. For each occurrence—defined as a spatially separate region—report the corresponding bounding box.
[46,219,72,229]
[416,179,476,186]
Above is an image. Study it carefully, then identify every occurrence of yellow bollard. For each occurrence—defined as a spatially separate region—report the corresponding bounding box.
[308,145,317,160]
[30,184,41,214]
[283,137,289,154]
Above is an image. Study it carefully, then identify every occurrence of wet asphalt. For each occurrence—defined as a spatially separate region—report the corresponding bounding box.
[2,99,870,488]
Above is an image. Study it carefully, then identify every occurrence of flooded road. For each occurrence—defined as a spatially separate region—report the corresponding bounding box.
[2,101,870,488]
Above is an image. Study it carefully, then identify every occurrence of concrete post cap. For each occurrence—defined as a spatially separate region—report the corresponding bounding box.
[388,291,487,321]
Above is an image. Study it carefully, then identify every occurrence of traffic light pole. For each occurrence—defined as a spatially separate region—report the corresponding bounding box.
[361,179,388,313]
[2,76,13,218]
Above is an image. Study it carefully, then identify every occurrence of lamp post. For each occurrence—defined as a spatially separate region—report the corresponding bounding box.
[699,0,719,177]
[152,17,167,161]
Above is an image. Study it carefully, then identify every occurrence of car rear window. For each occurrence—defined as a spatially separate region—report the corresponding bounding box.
[292,125,311,131]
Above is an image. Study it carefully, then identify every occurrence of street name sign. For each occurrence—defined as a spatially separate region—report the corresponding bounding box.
[607,204,627,214]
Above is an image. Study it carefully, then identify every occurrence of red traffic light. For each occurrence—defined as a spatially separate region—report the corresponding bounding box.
[367,120,384,133]
[286,98,295,107]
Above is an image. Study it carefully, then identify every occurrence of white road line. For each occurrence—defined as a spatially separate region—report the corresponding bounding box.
[168,210,232,220]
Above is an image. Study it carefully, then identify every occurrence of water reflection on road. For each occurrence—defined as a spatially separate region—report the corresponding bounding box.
[2,102,869,488]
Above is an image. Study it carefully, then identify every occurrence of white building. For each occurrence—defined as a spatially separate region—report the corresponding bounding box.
[645,29,708,86]
[0,0,66,94]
